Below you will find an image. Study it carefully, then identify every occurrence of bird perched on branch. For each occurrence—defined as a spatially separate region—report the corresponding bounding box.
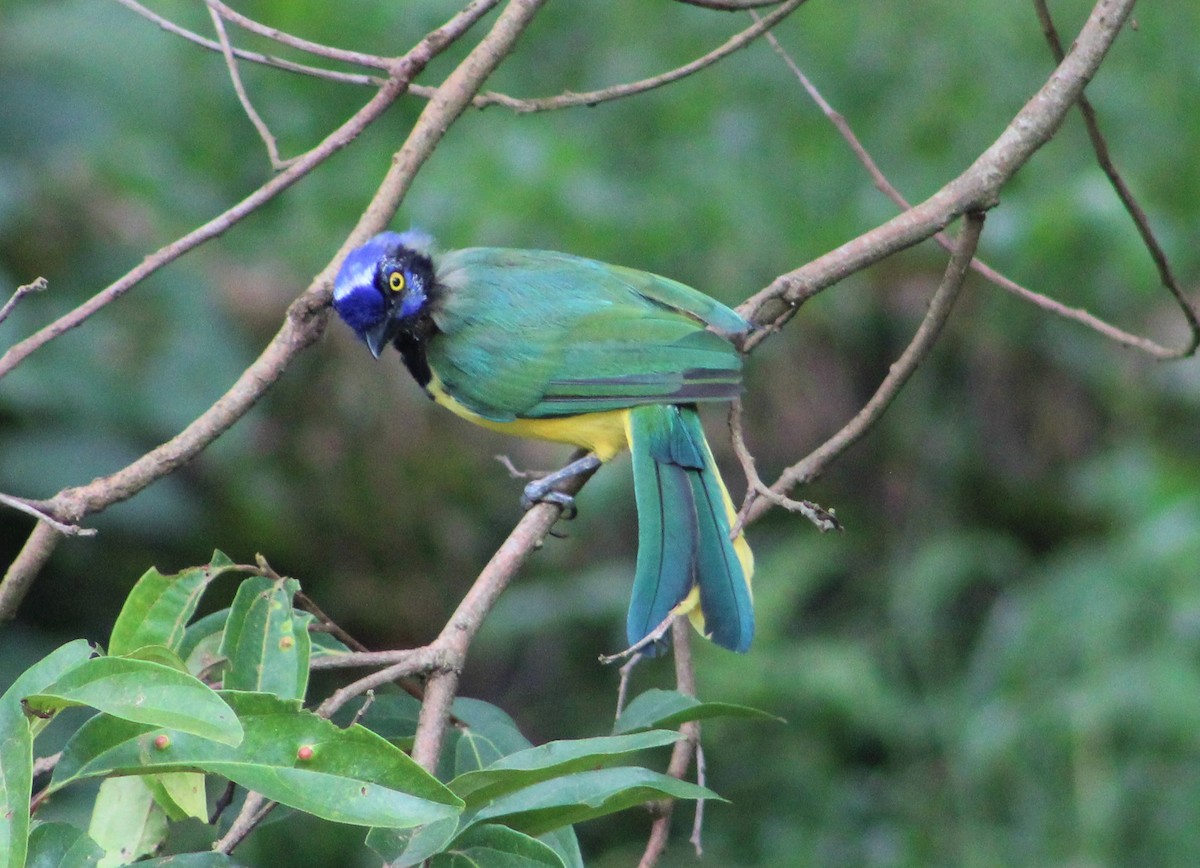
[332,230,754,654]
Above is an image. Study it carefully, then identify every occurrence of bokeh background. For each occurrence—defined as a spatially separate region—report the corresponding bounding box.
[3,1,1200,865]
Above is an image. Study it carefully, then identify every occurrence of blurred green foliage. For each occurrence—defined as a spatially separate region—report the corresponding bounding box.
[2,0,1200,865]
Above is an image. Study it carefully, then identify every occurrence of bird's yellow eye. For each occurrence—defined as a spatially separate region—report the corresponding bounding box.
[388,271,406,293]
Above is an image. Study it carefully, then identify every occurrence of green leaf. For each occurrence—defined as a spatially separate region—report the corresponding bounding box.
[1,640,95,868]
[52,691,463,829]
[433,824,565,867]
[309,629,353,661]
[177,609,229,677]
[87,776,168,867]
[613,689,783,734]
[447,698,534,781]
[538,827,583,868]
[219,576,311,701]
[450,730,681,806]
[144,772,207,822]
[120,645,189,673]
[469,768,721,838]
[108,552,240,657]
[26,822,105,868]
[365,816,460,867]
[23,656,243,746]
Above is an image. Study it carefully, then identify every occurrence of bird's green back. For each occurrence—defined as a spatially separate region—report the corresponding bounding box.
[427,248,748,421]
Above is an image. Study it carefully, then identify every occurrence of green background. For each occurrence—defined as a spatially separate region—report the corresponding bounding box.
[3,1,1200,864]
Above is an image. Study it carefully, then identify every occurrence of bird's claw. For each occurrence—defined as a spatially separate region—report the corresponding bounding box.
[521,483,578,520]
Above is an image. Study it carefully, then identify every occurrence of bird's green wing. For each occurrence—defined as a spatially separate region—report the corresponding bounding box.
[428,248,747,421]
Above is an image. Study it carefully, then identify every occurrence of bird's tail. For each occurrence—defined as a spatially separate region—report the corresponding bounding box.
[626,404,754,654]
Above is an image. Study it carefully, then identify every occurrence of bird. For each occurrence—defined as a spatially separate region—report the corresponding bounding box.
[331,229,754,654]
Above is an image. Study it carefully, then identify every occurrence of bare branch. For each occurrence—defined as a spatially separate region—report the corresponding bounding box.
[739,0,1138,339]
[599,612,677,665]
[113,0,384,87]
[1031,0,1199,357]
[206,3,293,170]
[308,647,430,671]
[0,0,498,382]
[728,398,841,536]
[472,0,807,113]
[614,654,643,721]
[0,277,48,327]
[0,493,96,537]
[748,212,985,525]
[678,0,787,9]
[32,752,61,779]
[757,12,1197,360]
[638,619,701,868]
[0,0,505,620]
[213,792,275,855]
[204,0,394,70]
[0,523,59,620]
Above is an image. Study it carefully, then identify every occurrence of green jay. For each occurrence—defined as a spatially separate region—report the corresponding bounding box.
[332,230,754,653]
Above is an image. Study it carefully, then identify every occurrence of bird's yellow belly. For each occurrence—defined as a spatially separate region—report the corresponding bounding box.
[426,375,631,461]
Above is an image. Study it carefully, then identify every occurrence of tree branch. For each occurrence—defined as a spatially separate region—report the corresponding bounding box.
[1031,0,1199,357]
[748,212,985,525]
[409,448,590,770]
[0,493,95,538]
[638,619,701,868]
[738,0,1138,340]
[470,0,807,113]
[204,0,394,70]
[0,277,48,327]
[677,0,788,9]
[113,0,385,87]
[207,3,292,170]
[755,8,1197,360]
[0,0,497,382]
[0,0,504,621]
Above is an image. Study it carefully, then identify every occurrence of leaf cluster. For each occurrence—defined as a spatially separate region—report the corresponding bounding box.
[0,553,775,867]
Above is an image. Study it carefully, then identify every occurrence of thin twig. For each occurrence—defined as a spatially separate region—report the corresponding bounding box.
[1031,0,1199,357]
[207,3,293,170]
[0,0,498,385]
[295,590,370,652]
[405,444,593,770]
[739,0,1138,342]
[0,493,96,537]
[747,213,985,526]
[599,612,677,665]
[754,9,1195,359]
[471,0,807,113]
[0,277,48,327]
[32,752,61,779]
[727,398,841,536]
[638,619,701,868]
[690,741,707,854]
[205,0,394,70]
[614,654,643,721]
[349,690,377,727]
[494,454,552,480]
[308,647,430,671]
[213,792,275,855]
[678,0,787,9]
[0,0,501,620]
[113,0,384,87]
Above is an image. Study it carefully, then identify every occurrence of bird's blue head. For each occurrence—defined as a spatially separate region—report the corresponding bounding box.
[332,230,435,358]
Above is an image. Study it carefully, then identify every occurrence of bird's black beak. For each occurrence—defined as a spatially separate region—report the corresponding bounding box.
[364,317,399,359]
